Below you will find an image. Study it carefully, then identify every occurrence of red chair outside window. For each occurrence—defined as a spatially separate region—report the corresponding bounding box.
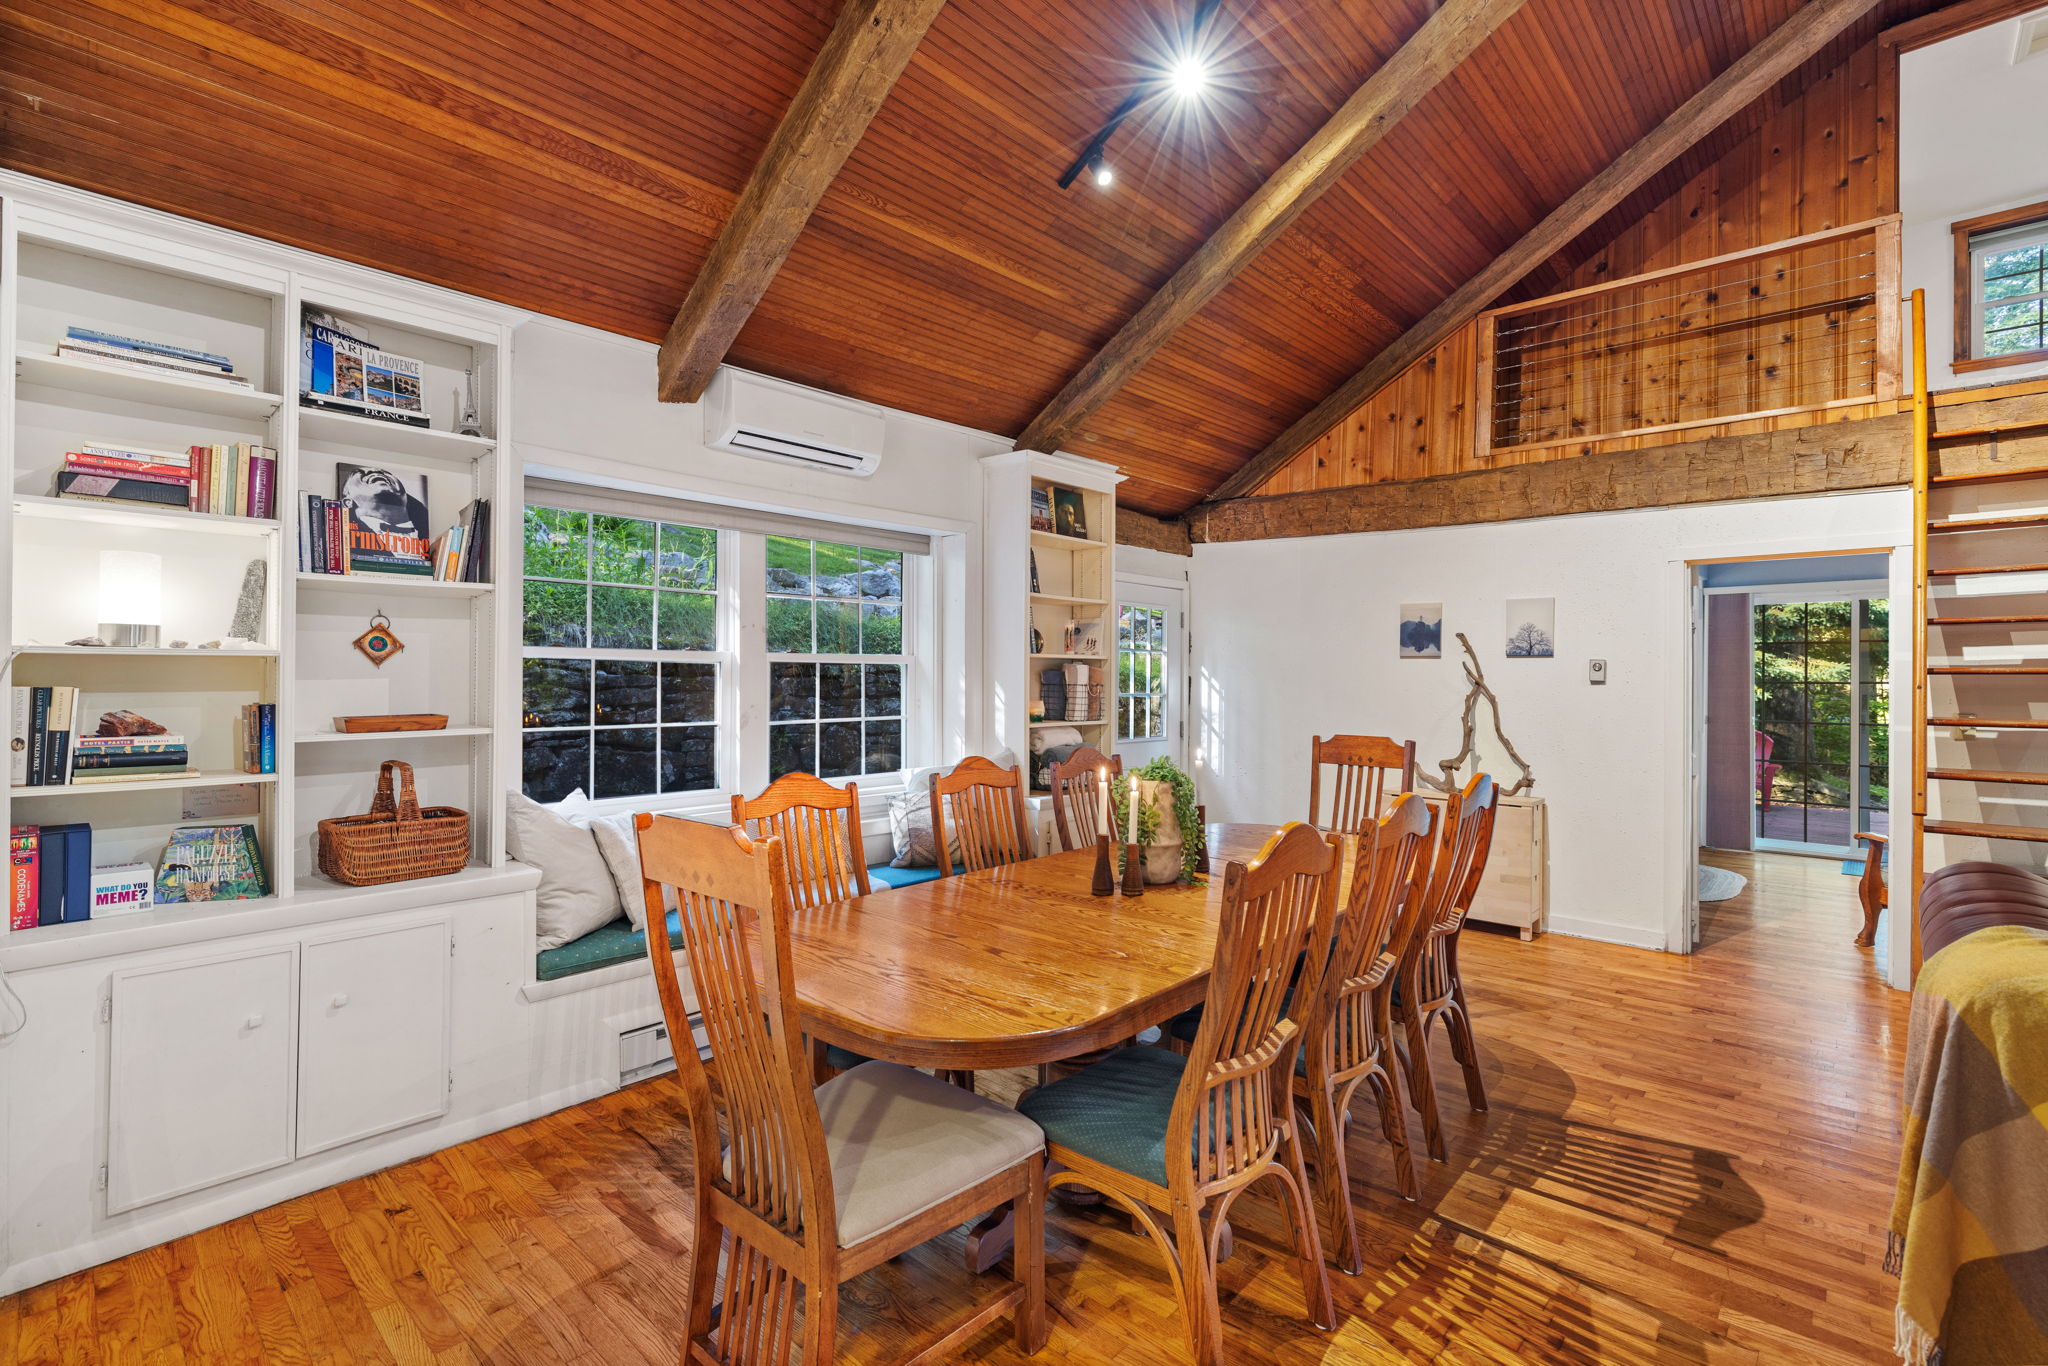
[1755,731,1782,811]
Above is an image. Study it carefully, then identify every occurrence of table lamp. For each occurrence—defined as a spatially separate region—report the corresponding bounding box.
[97,550,163,648]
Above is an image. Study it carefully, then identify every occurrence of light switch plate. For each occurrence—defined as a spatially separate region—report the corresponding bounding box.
[1588,658,1607,684]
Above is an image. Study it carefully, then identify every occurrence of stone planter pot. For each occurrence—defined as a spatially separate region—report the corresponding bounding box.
[1137,778,1184,884]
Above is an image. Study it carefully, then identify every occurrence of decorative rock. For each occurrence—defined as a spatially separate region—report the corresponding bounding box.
[65,635,108,647]
[228,559,266,644]
[97,709,168,737]
[167,640,189,649]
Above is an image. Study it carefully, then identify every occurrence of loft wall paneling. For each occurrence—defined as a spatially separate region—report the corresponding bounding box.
[1254,34,1903,498]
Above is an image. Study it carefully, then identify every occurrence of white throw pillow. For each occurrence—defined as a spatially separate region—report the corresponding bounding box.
[587,810,682,931]
[507,790,622,950]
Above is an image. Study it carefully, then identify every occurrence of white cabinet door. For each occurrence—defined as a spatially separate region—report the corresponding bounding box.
[108,945,299,1214]
[296,918,451,1157]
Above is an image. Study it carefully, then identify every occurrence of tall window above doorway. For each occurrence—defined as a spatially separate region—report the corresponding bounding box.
[1954,201,2048,373]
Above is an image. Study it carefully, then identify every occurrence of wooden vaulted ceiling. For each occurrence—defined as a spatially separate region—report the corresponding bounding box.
[1,0,1940,516]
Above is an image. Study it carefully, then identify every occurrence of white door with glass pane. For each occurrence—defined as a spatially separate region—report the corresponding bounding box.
[1114,580,1185,772]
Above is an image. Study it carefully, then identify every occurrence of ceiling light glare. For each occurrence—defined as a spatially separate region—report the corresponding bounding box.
[1167,53,1211,98]
[1093,160,1115,188]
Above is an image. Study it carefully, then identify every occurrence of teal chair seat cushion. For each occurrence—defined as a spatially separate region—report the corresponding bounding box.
[1017,1045,1187,1186]
[867,863,944,890]
[823,1043,873,1071]
[535,911,682,982]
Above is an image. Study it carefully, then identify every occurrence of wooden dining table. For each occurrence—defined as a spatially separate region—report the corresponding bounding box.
[779,821,1349,1273]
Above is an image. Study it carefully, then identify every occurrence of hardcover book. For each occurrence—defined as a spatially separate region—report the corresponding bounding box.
[155,824,268,904]
[336,463,432,571]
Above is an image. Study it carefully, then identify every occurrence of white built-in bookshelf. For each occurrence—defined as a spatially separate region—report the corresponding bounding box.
[982,450,1121,791]
[0,194,517,948]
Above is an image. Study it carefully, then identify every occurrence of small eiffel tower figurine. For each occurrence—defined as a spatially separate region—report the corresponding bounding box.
[457,368,484,437]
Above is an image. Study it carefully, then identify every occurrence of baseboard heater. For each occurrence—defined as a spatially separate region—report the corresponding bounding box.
[619,1014,709,1086]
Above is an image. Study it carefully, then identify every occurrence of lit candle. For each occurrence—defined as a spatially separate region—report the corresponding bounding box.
[1128,775,1138,844]
[1097,764,1110,836]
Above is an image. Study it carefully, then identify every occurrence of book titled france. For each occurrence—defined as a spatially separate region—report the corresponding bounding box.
[302,322,429,428]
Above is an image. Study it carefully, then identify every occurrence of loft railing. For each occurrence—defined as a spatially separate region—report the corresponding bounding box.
[1476,216,1902,459]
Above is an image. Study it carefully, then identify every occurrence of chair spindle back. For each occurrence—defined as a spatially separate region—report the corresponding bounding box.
[634,815,832,1245]
[732,772,871,909]
[930,757,1034,874]
[1303,793,1437,1082]
[1172,822,1341,1196]
[1310,734,1416,835]
[1409,773,1499,1004]
[1048,746,1121,852]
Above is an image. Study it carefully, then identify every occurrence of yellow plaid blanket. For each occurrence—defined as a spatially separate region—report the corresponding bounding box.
[1889,924,2048,1365]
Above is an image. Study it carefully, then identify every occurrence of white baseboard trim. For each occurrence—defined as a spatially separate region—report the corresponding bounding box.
[0,1075,615,1297]
[1545,915,1669,951]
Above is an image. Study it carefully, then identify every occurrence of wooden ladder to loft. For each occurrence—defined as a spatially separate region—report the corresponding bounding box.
[1909,287,2048,976]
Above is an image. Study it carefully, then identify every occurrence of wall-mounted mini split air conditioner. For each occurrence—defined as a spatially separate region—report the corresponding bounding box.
[704,369,886,477]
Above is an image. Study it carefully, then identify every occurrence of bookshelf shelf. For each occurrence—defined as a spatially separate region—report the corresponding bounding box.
[295,726,490,745]
[10,771,280,799]
[297,406,495,462]
[1030,529,1109,551]
[294,572,494,597]
[13,645,281,658]
[15,349,283,419]
[13,493,279,537]
[1030,653,1108,662]
[1029,718,1108,728]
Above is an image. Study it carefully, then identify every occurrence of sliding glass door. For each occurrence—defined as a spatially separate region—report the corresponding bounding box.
[1752,594,1889,853]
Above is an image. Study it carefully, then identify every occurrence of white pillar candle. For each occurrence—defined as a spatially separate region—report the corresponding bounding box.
[1097,764,1110,836]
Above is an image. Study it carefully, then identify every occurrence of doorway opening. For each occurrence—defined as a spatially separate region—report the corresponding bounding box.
[1690,551,1895,976]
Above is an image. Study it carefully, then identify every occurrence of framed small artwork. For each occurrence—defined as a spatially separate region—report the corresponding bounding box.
[1505,597,1555,657]
[1399,603,1442,658]
[1051,486,1089,540]
[1029,486,1054,532]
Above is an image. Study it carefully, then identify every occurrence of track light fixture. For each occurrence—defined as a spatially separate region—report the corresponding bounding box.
[1056,0,1224,191]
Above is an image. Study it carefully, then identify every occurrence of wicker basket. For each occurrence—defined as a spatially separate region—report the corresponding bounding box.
[317,759,470,886]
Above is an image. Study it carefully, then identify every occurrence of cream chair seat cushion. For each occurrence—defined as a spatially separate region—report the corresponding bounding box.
[814,1061,1044,1247]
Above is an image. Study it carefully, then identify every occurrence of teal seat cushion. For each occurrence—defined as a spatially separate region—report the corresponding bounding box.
[868,863,944,890]
[1017,1045,1187,1186]
[823,1043,873,1071]
[535,911,683,982]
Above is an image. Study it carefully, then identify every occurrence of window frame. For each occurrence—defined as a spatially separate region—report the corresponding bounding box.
[1952,199,2048,374]
[519,503,931,822]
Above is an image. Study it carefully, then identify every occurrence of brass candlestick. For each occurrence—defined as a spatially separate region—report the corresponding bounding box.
[1121,842,1145,896]
[1091,834,1116,896]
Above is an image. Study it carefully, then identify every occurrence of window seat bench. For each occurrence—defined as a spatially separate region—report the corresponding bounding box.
[535,863,946,982]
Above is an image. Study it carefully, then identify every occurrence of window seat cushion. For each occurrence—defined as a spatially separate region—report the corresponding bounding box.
[867,863,945,891]
[533,863,944,983]
[535,909,683,982]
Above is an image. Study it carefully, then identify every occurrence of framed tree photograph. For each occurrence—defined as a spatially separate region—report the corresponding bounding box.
[1505,598,1555,657]
[1399,603,1442,658]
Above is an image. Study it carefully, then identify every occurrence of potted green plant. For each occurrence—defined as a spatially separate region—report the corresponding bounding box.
[1110,757,1206,884]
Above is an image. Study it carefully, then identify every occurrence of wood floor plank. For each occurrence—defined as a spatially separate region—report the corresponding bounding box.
[0,849,1905,1365]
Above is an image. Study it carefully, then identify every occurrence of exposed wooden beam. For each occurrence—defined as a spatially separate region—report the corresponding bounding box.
[1012,0,1528,456]
[1116,507,1193,557]
[1192,387,2048,543]
[657,0,946,404]
[1204,0,1886,504]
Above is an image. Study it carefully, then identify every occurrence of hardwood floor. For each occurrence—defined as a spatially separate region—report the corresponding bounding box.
[0,856,1907,1365]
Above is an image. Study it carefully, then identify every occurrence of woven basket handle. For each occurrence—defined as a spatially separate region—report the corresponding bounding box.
[372,759,424,823]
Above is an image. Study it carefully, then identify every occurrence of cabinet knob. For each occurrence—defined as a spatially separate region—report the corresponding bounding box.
[245,1013,265,1030]
[331,993,350,1009]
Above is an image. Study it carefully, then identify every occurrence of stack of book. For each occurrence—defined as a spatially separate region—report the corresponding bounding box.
[55,327,253,390]
[54,440,276,517]
[238,703,276,775]
[11,686,81,787]
[301,317,427,428]
[71,732,192,785]
[300,490,490,581]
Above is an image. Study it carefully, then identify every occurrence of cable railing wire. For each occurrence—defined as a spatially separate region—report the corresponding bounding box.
[1492,247,1881,342]
[1492,269,1879,357]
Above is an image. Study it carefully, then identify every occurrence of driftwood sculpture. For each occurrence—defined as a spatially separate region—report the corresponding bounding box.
[1418,632,1536,797]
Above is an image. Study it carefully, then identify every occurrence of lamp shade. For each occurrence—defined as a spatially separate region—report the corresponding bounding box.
[97,550,163,627]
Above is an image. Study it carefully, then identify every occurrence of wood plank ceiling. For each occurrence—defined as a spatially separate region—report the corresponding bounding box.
[0,0,1937,516]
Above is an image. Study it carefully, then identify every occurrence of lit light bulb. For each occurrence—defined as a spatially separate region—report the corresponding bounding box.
[1167,54,1210,98]
[1093,161,1114,189]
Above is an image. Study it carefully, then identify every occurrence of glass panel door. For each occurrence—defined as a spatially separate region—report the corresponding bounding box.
[1753,595,1889,852]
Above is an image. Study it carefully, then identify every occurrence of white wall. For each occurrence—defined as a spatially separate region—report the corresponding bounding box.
[1901,10,2048,391]
[1188,490,1913,950]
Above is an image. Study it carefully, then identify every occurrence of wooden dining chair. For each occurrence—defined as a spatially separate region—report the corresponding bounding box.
[1309,734,1416,835]
[1853,831,1888,948]
[633,814,1048,1364]
[1292,793,1438,1272]
[733,772,872,909]
[1019,821,1339,1366]
[734,773,875,1081]
[1394,773,1499,1162]
[931,756,1034,874]
[1048,746,1120,853]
